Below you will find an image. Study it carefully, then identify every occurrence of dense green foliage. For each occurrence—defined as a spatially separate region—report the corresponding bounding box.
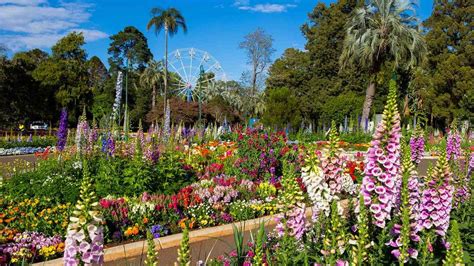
[263,0,473,130]
[412,0,474,127]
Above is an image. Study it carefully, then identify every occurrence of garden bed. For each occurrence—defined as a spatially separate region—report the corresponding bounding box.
[33,211,299,265]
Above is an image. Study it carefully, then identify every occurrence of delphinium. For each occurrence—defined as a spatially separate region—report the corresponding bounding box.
[176,225,190,266]
[418,151,453,237]
[388,143,421,264]
[145,230,159,266]
[409,126,424,165]
[361,79,402,228]
[111,72,123,122]
[163,100,171,141]
[443,220,465,266]
[301,149,333,217]
[63,160,104,266]
[137,119,145,150]
[100,133,115,158]
[349,196,371,266]
[57,108,68,153]
[75,112,89,156]
[446,120,461,161]
[86,120,98,155]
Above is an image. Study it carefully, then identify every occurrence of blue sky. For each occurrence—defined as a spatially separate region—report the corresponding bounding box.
[0,0,434,80]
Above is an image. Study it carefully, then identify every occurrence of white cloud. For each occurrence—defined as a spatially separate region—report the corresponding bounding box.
[0,0,107,51]
[0,0,47,6]
[234,1,296,13]
[71,28,108,41]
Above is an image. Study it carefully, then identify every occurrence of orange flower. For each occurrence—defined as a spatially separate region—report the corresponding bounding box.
[124,227,133,237]
[132,226,139,235]
[143,217,148,224]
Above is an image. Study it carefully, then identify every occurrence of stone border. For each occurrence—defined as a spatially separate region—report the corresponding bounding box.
[33,210,304,265]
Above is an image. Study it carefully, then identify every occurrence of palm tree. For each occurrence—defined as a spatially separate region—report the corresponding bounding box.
[339,0,426,130]
[147,7,187,114]
[140,60,163,109]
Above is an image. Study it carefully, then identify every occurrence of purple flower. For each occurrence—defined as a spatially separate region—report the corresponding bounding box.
[446,127,461,161]
[57,108,68,152]
[362,80,401,228]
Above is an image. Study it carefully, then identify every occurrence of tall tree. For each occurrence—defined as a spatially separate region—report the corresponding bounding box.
[265,1,363,127]
[340,0,426,129]
[239,28,275,96]
[140,60,163,109]
[147,7,187,114]
[108,26,153,72]
[34,32,90,122]
[88,56,111,120]
[413,0,473,127]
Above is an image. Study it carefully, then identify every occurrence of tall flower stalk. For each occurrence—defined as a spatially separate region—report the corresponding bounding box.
[163,100,171,142]
[301,149,332,217]
[176,225,190,266]
[409,127,424,165]
[419,151,453,237]
[321,201,347,265]
[75,112,89,157]
[350,196,371,265]
[388,143,420,263]
[321,121,344,196]
[57,108,68,152]
[361,79,402,228]
[111,72,123,122]
[446,120,461,161]
[145,230,159,266]
[63,160,104,265]
[443,220,465,266]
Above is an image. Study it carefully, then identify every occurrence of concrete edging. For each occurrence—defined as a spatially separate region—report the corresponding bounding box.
[34,211,293,265]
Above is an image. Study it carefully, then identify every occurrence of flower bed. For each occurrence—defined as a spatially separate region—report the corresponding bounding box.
[0,81,473,265]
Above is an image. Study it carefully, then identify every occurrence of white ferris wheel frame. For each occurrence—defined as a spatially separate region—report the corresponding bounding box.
[165,48,228,101]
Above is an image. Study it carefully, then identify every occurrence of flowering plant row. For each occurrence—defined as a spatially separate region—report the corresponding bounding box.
[1,80,472,264]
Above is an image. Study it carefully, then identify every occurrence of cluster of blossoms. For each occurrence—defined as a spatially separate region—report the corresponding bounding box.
[63,161,104,266]
[418,153,453,237]
[387,145,421,262]
[301,150,333,216]
[275,204,308,240]
[361,80,402,228]
[0,232,64,263]
[56,108,68,152]
[193,185,239,204]
[409,129,424,164]
[111,72,123,121]
[163,100,171,140]
[75,114,89,156]
[149,224,168,239]
[101,134,115,157]
[446,122,461,161]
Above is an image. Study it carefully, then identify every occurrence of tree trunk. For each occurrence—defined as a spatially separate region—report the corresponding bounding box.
[164,25,168,116]
[251,66,257,117]
[361,82,375,131]
[152,84,156,109]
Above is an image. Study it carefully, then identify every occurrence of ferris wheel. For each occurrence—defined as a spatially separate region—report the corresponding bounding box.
[166,48,228,102]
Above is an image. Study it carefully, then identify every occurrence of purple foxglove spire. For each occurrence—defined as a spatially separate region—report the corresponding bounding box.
[446,120,461,161]
[361,79,402,228]
[409,127,424,164]
[418,151,453,237]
